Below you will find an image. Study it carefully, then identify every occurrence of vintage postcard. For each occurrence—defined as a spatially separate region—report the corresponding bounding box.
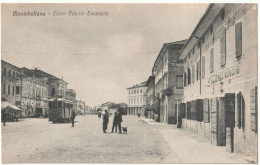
[1,3,258,164]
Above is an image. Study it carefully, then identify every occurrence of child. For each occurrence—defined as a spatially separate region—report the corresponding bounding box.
[111,112,118,133]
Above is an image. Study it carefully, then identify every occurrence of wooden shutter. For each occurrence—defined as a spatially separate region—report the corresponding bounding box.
[250,86,258,133]
[192,65,195,83]
[196,62,199,81]
[210,48,214,73]
[235,22,242,59]
[220,29,226,66]
[225,93,235,127]
[202,56,205,78]
[237,92,242,129]
[197,99,204,121]
[203,98,210,123]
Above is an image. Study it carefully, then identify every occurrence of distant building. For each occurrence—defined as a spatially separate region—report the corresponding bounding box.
[152,40,187,124]
[126,82,148,115]
[66,89,76,110]
[76,100,85,115]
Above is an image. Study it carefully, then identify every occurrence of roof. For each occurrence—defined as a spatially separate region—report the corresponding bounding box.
[33,69,68,84]
[178,4,225,59]
[152,39,187,71]
[1,60,20,70]
[145,76,155,86]
[127,81,147,89]
[1,101,21,111]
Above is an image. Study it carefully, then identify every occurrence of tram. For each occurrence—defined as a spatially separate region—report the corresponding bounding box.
[48,98,73,123]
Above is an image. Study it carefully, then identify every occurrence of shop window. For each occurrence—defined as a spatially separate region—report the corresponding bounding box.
[202,56,205,78]
[220,29,226,67]
[235,22,242,59]
[176,75,183,89]
[237,92,245,130]
[210,48,214,73]
[188,68,191,85]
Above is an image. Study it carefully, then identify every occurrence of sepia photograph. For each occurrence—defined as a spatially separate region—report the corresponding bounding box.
[1,2,258,164]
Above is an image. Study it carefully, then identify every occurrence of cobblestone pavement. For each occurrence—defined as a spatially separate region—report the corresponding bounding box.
[2,115,174,163]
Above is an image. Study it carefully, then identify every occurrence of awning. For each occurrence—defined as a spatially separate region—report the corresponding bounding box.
[1,101,21,111]
[48,98,73,104]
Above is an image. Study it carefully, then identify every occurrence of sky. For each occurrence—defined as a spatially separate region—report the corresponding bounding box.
[1,3,209,107]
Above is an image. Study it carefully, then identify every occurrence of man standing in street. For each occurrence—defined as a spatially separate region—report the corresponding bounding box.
[71,109,76,127]
[117,109,123,134]
[103,110,109,133]
[2,109,7,126]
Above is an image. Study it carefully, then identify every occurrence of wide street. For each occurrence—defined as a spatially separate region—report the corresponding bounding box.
[2,115,173,163]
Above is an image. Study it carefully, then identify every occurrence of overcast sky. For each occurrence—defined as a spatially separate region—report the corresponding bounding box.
[1,3,208,107]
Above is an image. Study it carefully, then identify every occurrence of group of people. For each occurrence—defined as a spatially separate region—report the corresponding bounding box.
[102,109,123,133]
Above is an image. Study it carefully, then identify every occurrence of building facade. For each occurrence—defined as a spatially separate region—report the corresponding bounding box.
[152,40,187,124]
[127,82,148,115]
[66,89,77,110]
[145,76,155,119]
[177,4,257,156]
[19,67,49,117]
[1,60,21,106]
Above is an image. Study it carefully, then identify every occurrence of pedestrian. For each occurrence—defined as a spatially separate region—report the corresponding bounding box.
[102,110,109,133]
[2,109,7,126]
[71,109,76,127]
[111,112,118,133]
[117,109,123,134]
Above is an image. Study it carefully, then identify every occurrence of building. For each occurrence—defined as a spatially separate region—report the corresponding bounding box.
[177,4,257,156]
[76,100,85,115]
[33,69,67,99]
[19,67,49,117]
[1,60,21,106]
[66,89,77,110]
[151,40,187,124]
[145,76,156,119]
[126,82,148,115]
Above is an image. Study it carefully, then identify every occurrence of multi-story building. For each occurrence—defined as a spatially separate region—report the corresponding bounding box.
[19,67,49,117]
[177,4,257,157]
[33,69,67,99]
[1,60,21,107]
[152,40,187,124]
[76,100,85,115]
[127,82,148,115]
[66,89,77,110]
[145,76,155,119]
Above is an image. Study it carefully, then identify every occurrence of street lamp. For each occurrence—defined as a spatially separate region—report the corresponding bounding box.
[206,74,223,94]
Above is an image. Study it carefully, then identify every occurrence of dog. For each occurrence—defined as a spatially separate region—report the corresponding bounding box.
[122,127,127,134]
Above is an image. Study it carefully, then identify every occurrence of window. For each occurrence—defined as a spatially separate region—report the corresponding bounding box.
[235,22,242,59]
[137,90,139,94]
[202,35,205,44]
[129,91,130,95]
[237,92,245,130]
[141,89,142,93]
[12,86,15,96]
[134,98,136,104]
[8,70,11,78]
[220,29,226,67]
[176,75,183,89]
[13,72,15,78]
[8,85,10,95]
[202,56,205,78]
[188,68,191,85]
[52,88,55,96]
[221,9,225,21]
[210,24,213,34]
[137,97,139,104]
[4,68,6,76]
[192,65,195,83]
[196,62,199,81]
[134,90,136,94]
[3,84,6,94]
[210,48,214,73]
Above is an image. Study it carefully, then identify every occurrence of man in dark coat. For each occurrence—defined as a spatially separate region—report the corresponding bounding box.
[71,109,76,127]
[2,109,7,126]
[117,109,123,134]
[103,110,109,133]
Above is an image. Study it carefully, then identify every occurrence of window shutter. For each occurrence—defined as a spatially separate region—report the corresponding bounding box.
[235,22,242,59]
[250,86,258,133]
[210,48,214,73]
[237,92,242,129]
[192,65,195,83]
[220,29,226,66]
[202,56,205,78]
